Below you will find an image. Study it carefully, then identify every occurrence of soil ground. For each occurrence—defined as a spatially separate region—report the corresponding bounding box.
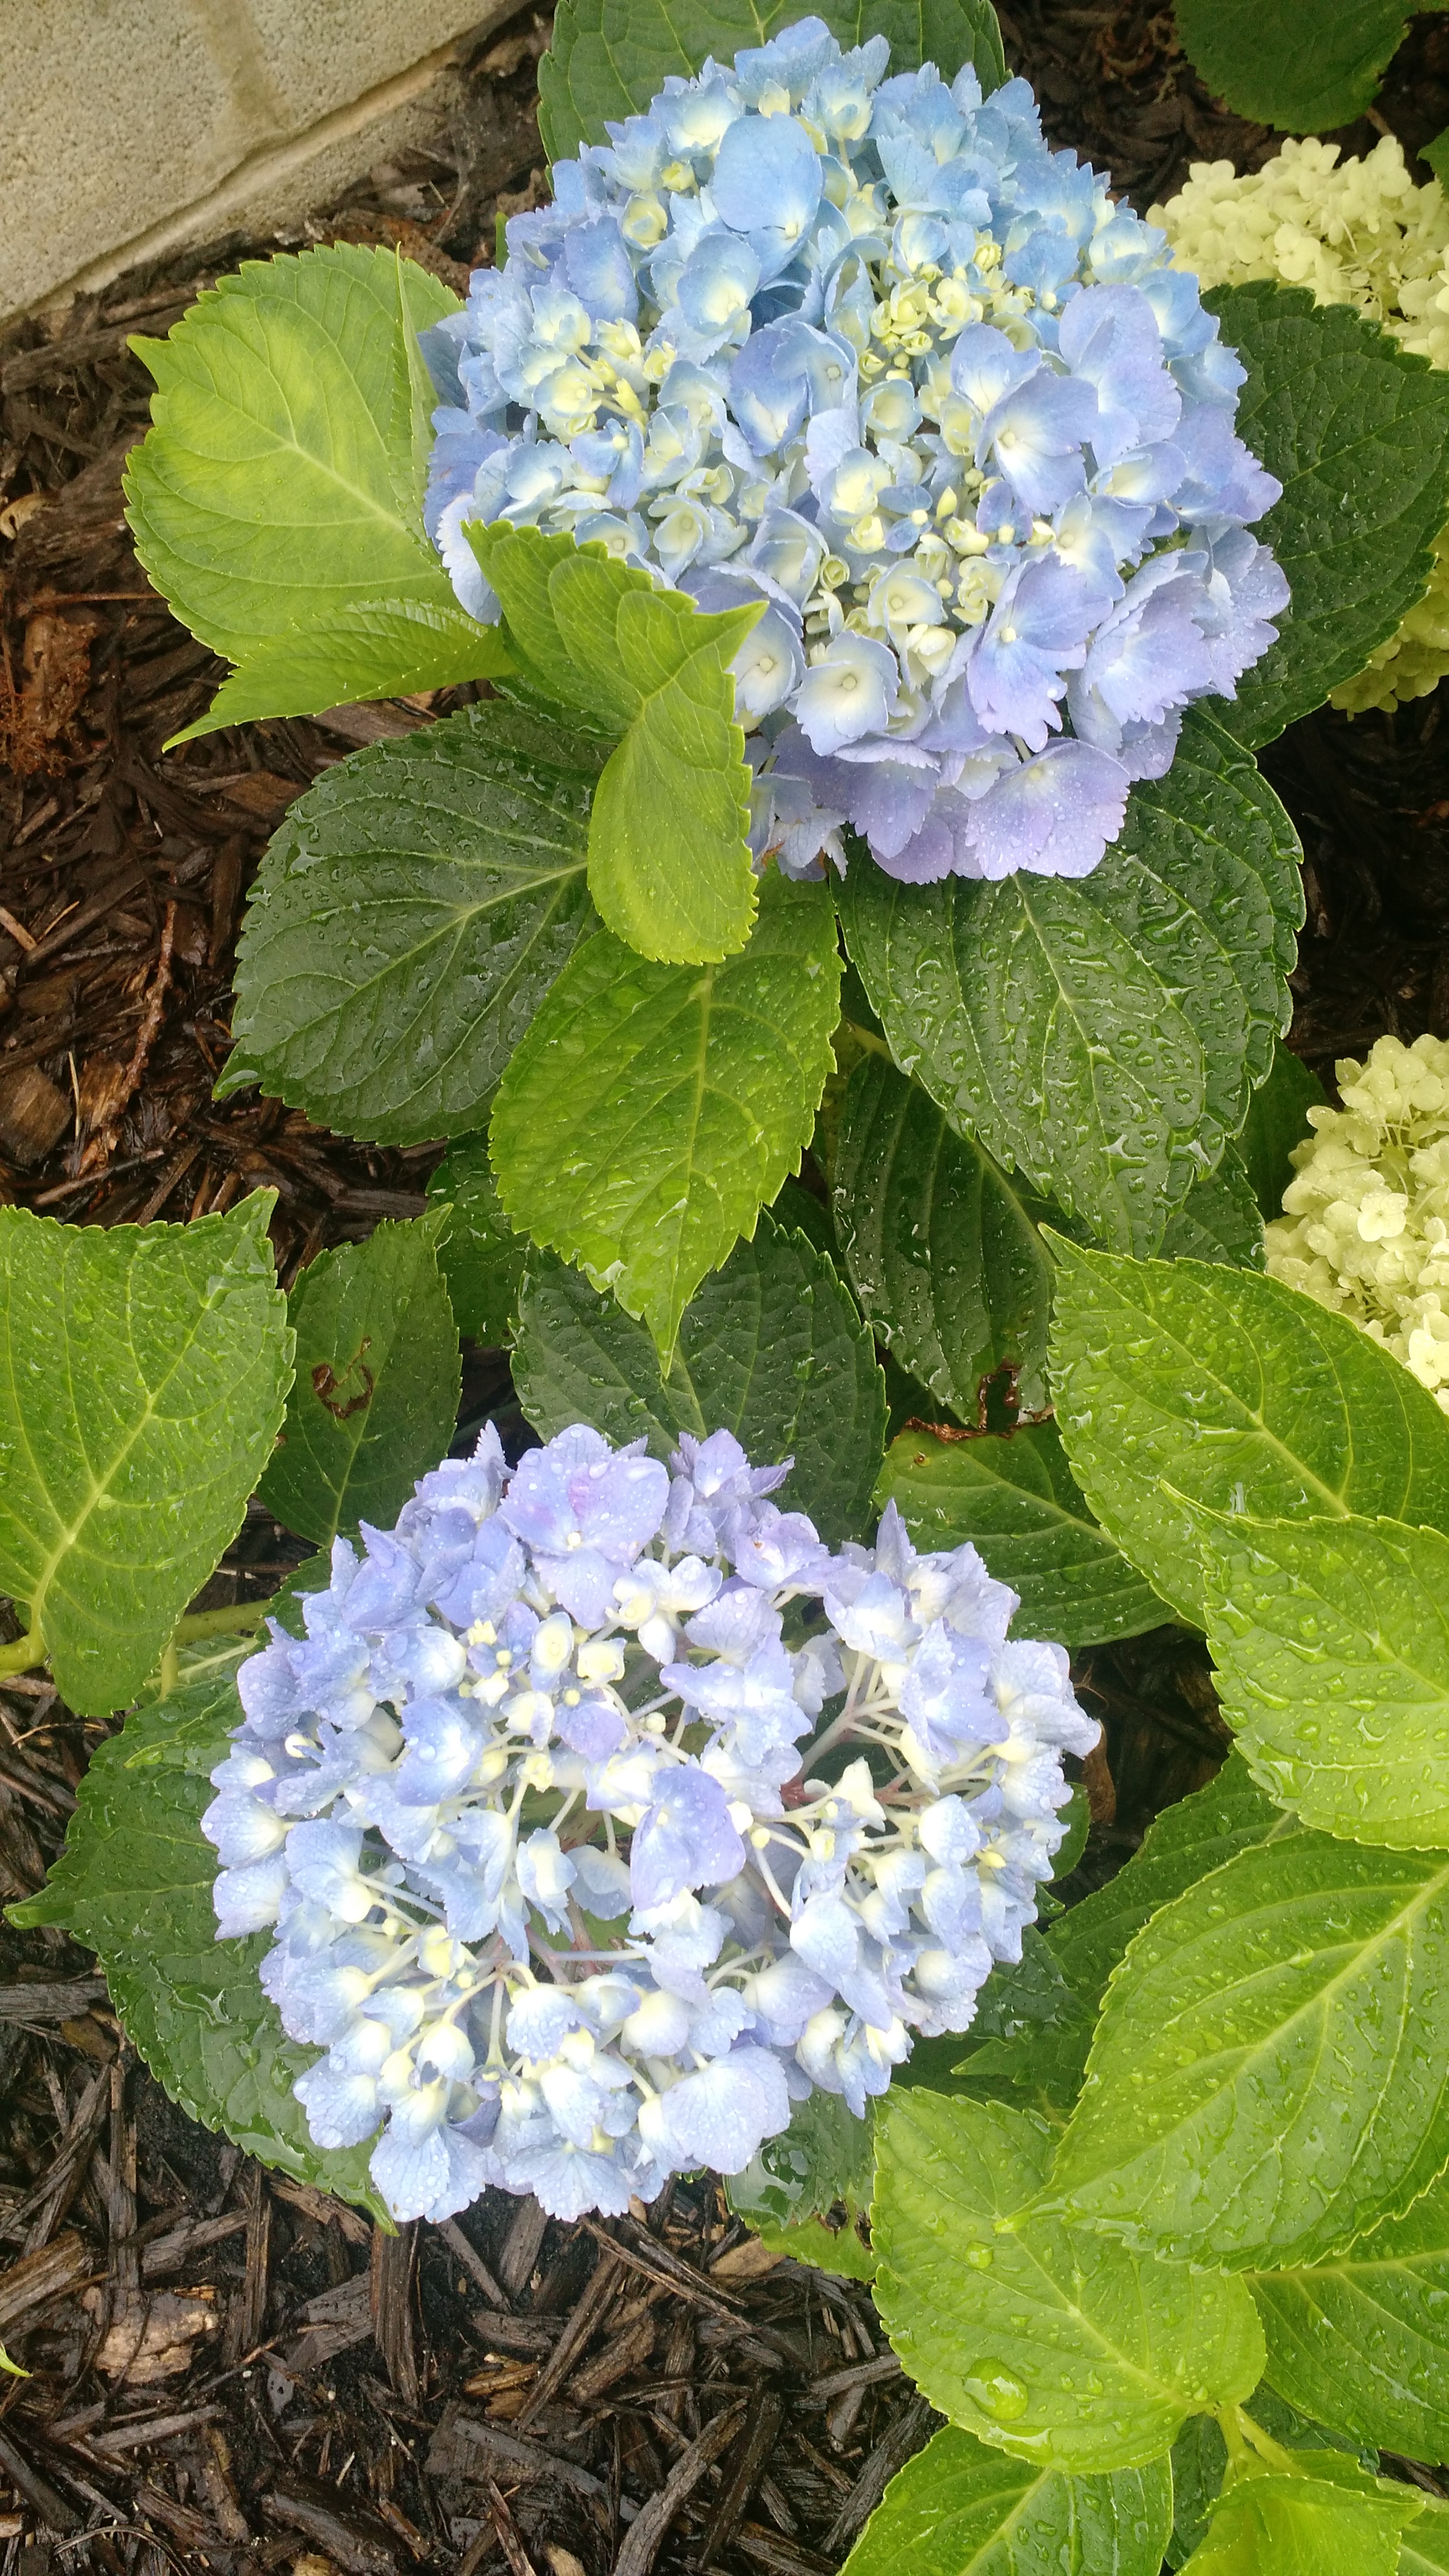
[1,8,1448,2571]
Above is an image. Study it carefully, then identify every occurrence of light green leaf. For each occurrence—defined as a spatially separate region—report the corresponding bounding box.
[224,700,599,1148]
[1048,1242,1449,1627]
[1180,2465,1421,2574]
[876,1422,1166,1647]
[1209,281,1449,747]
[1204,1510,1449,1848]
[837,708,1302,1253]
[491,869,842,1359]
[170,599,511,746]
[538,0,1006,162]
[427,1135,526,1346]
[9,1659,383,2214]
[1166,2395,1373,2571]
[472,525,759,964]
[1405,2500,1449,2573]
[1159,1149,1264,1269]
[872,2091,1264,2472]
[513,1211,886,1546]
[124,246,483,697]
[1254,2168,1449,2463]
[728,2084,877,2281]
[258,1214,460,1547]
[840,2425,1173,2576]
[1236,1041,1326,1224]
[1174,0,1411,132]
[833,1054,1056,1419]
[1046,1832,1449,2271]
[0,1198,290,1716]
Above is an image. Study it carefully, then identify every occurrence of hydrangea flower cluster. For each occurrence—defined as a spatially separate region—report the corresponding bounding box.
[1265,1033,1449,1411]
[1153,136,1449,713]
[203,1422,1095,2224]
[421,17,1288,886]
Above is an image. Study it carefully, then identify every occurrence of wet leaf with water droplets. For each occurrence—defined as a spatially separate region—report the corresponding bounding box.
[872,2091,1263,2472]
[1254,2164,1449,2461]
[840,2424,1172,2576]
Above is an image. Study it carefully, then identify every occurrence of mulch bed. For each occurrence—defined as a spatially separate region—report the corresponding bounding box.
[3,5,1449,2569]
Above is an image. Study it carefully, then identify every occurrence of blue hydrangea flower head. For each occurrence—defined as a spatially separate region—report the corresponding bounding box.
[422,18,1287,887]
[206,1427,1097,2224]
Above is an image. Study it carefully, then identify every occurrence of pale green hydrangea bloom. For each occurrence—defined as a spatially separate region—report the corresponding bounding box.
[1151,136,1449,713]
[1264,1032,1449,1409]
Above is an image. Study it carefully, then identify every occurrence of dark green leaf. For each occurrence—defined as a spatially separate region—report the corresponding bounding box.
[1237,1042,1327,1224]
[225,701,598,1148]
[1048,1241,1449,1627]
[491,869,842,1357]
[1425,128,1449,188]
[1209,281,1449,746]
[1174,0,1411,132]
[1046,1832,1449,2271]
[0,1198,290,1715]
[1255,2169,1449,2463]
[1159,1149,1264,1268]
[876,1421,1166,1647]
[840,2425,1173,2576]
[833,1054,1056,1419]
[427,1136,526,1346]
[728,2086,876,2280]
[837,708,1302,1253]
[471,525,759,964]
[10,1656,382,2213]
[513,1212,886,1546]
[538,0,1006,162]
[872,2091,1264,2471]
[124,248,490,727]
[258,1214,460,1546]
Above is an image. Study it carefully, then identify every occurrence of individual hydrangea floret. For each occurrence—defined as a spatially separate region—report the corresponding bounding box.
[204,1421,1096,2224]
[1265,1032,1449,1410]
[422,17,1287,887]
[1152,135,1449,713]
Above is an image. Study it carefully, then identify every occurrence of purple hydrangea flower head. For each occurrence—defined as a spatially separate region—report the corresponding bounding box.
[422,19,1287,890]
[206,1420,1096,2224]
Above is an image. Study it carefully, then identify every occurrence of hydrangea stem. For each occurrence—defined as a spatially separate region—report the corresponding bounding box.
[0,1627,44,1679]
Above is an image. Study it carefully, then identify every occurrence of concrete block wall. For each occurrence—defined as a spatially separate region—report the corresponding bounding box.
[2,0,516,324]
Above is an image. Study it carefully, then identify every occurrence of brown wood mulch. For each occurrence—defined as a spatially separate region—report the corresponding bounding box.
[5,5,1449,2570]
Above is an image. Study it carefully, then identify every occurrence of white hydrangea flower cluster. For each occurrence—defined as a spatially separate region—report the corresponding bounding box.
[202,1422,1095,2224]
[1152,136,1449,713]
[1265,1032,1449,1406]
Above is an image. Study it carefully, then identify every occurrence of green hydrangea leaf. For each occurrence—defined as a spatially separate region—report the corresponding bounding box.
[169,601,511,746]
[9,1657,383,2216]
[837,708,1302,1253]
[0,1198,290,1717]
[1209,282,1449,747]
[258,1214,460,1547]
[840,2426,1173,2576]
[1045,1832,1449,2272]
[876,1422,1166,1647]
[224,701,599,1148]
[1174,0,1411,133]
[471,525,759,964]
[491,869,842,1359]
[1254,2167,1449,2463]
[1180,2466,1421,2574]
[124,247,497,726]
[537,0,1006,162]
[1159,1148,1264,1268]
[1404,2502,1449,2573]
[1425,128,1449,189]
[728,2084,877,2279]
[513,1212,885,1544]
[1048,1242,1449,1627]
[427,1136,526,1346]
[1236,1041,1327,1223]
[1165,2395,1372,2570]
[833,1054,1056,1419]
[1203,1510,1449,1848]
[872,2091,1264,2473]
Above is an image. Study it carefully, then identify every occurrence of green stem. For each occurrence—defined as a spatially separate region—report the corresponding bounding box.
[0,1627,45,1680]
[174,1601,275,1645]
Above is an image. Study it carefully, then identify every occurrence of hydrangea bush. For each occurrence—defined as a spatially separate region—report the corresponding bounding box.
[425,18,1287,883]
[9,0,1449,2564]
[202,1422,1092,2221]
